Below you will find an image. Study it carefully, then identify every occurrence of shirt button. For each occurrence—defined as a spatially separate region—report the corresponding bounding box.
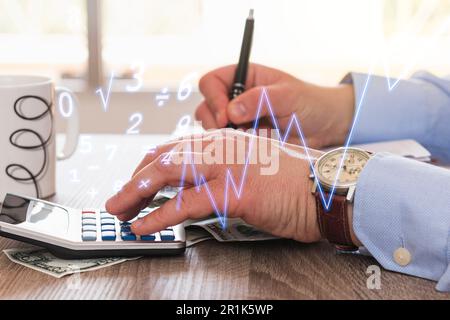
[393,247,411,266]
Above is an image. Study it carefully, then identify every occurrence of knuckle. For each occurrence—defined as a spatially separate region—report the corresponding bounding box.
[150,211,168,230]
[155,153,172,171]
[178,192,194,217]
[208,95,224,112]
[198,74,210,93]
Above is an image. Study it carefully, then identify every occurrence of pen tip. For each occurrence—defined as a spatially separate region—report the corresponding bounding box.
[249,9,254,19]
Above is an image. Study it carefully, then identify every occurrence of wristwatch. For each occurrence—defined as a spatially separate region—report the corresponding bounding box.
[310,147,371,251]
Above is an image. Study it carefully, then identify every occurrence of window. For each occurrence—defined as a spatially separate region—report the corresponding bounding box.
[101,0,450,88]
[0,0,87,88]
[1,0,449,88]
[102,0,203,90]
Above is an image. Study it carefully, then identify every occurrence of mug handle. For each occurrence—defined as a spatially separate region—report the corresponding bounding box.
[55,86,80,160]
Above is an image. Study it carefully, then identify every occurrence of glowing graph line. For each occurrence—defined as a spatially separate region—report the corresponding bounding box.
[173,75,372,229]
[171,13,450,229]
[381,16,450,91]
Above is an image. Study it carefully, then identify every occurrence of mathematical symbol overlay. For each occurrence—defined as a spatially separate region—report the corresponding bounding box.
[87,188,99,199]
[139,179,151,189]
[156,87,170,107]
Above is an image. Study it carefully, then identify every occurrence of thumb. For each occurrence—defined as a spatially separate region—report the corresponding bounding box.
[226,85,294,125]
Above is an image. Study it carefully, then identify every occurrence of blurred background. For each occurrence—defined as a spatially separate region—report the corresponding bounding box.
[1,0,450,134]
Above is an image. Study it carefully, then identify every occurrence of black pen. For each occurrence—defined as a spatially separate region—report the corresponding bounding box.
[227,9,254,129]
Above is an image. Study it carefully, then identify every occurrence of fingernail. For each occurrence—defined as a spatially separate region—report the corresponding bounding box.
[231,102,246,117]
[133,218,143,229]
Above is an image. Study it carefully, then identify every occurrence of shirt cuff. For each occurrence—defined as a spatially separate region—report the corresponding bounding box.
[353,152,450,291]
[341,72,444,144]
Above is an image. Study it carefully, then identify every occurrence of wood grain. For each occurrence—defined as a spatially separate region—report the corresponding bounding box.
[0,134,448,300]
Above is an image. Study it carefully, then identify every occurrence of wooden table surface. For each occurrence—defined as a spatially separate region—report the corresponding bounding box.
[0,134,448,300]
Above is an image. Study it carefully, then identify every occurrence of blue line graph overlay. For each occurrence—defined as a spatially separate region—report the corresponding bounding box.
[173,73,373,229]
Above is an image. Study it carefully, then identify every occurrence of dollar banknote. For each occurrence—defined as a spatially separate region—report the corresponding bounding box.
[185,227,213,247]
[189,218,279,242]
[2,216,274,279]
[3,247,140,278]
[2,227,213,278]
[156,186,180,199]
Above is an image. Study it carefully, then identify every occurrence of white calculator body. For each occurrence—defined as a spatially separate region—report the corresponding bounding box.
[0,193,186,259]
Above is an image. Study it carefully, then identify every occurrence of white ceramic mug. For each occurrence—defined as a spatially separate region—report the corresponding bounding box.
[0,75,79,200]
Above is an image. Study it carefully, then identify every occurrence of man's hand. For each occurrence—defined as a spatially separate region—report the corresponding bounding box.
[195,64,355,149]
[105,130,322,243]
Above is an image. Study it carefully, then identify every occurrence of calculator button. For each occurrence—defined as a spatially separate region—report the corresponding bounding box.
[101,217,116,225]
[101,231,116,241]
[82,218,97,226]
[82,213,96,220]
[82,225,97,232]
[101,224,115,232]
[140,234,156,241]
[120,225,131,232]
[82,231,97,241]
[160,230,175,241]
[120,221,131,227]
[121,232,137,241]
[82,210,96,214]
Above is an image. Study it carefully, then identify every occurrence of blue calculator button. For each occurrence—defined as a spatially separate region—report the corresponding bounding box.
[82,231,97,241]
[120,225,131,233]
[120,221,131,226]
[140,234,156,241]
[101,231,116,241]
[121,232,136,241]
[160,230,175,241]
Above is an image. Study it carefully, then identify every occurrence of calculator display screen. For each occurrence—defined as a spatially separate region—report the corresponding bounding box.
[0,194,69,234]
[27,200,70,233]
[0,194,30,224]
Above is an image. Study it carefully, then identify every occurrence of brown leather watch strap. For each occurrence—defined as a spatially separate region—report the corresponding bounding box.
[315,192,358,251]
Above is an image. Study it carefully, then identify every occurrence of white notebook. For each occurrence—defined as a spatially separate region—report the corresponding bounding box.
[352,139,431,162]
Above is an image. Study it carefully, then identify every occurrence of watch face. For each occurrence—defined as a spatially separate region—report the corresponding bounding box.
[315,148,370,189]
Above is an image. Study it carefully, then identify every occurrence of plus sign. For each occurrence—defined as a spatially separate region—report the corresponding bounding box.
[139,179,151,189]
[87,188,99,199]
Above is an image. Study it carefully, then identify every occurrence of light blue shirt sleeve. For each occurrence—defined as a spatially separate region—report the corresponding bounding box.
[343,71,450,161]
[343,72,450,291]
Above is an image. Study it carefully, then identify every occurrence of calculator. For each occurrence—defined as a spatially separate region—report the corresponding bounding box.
[0,193,186,259]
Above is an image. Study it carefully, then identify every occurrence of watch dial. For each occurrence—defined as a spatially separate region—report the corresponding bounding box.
[317,148,370,187]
